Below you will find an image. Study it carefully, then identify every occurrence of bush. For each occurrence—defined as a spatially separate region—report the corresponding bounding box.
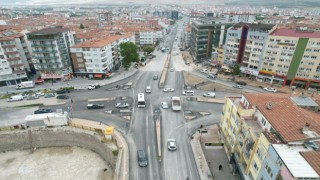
[16,103,44,107]
[0,94,12,99]
[112,149,119,156]
[59,86,74,90]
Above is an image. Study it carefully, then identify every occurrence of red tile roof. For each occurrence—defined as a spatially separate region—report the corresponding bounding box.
[301,151,320,176]
[244,93,320,143]
[71,33,133,48]
[270,28,320,38]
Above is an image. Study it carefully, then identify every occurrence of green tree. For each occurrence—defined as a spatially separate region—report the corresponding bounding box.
[231,64,241,76]
[120,42,139,70]
[79,24,84,29]
[143,45,155,55]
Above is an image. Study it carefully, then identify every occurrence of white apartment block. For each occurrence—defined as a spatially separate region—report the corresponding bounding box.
[70,34,134,78]
[223,13,256,23]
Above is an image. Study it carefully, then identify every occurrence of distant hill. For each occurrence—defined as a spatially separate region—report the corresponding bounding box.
[225,0,320,8]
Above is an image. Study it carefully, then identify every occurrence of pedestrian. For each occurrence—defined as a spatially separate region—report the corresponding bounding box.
[219,164,223,170]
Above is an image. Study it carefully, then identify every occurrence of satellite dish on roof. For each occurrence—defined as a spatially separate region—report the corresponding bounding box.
[266,102,273,110]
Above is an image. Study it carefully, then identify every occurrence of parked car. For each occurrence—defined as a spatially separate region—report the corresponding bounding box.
[26,94,39,100]
[167,139,177,151]
[36,91,45,96]
[115,102,129,108]
[56,95,69,99]
[163,87,175,92]
[207,75,215,80]
[87,104,105,109]
[161,102,169,109]
[88,84,96,90]
[56,89,70,94]
[236,81,247,86]
[7,95,24,102]
[264,87,277,93]
[182,90,194,96]
[233,84,244,89]
[44,93,55,98]
[34,108,53,114]
[203,92,216,98]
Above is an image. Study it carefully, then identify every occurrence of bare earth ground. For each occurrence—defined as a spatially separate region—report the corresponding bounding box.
[0,147,113,180]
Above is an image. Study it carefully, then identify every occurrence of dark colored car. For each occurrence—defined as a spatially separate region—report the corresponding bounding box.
[34,108,53,114]
[56,95,69,99]
[87,104,105,109]
[56,89,70,94]
[236,81,247,86]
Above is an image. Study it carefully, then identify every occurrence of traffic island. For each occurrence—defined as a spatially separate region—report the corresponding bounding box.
[197,97,225,104]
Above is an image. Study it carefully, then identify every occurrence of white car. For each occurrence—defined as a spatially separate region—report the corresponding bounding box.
[264,87,277,93]
[145,86,151,93]
[182,90,194,96]
[167,139,177,151]
[88,84,96,90]
[161,102,169,109]
[115,102,129,108]
[36,92,45,96]
[163,88,175,92]
[233,84,244,89]
[170,68,174,72]
[203,92,216,98]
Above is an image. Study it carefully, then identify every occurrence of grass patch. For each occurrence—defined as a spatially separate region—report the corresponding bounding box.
[0,94,14,99]
[112,149,119,156]
[16,103,44,107]
[59,86,74,91]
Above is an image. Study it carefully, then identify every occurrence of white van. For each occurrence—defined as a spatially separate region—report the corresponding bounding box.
[7,95,24,102]
[145,86,151,93]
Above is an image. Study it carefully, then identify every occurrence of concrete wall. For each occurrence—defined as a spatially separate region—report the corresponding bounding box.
[0,129,117,169]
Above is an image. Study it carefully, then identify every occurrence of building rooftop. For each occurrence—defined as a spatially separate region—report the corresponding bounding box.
[232,22,275,30]
[71,33,132,48]
[290,96,319,107]
[273,144,319,178]
[301,151,320,176]
[28,26,70,35]
[244,93,320,143]
[270,28,320,38]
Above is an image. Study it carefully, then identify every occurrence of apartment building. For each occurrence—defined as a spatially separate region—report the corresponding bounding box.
[134,30,162,46]
[98,11,113,28]
[27,26,75,78]
[223,13,256,23]
[224,23,274,77]
[190,18,233,62]
[70,34,134,78]
[260,28,320,88]
[220,93,320,179]
[0,30,33,86]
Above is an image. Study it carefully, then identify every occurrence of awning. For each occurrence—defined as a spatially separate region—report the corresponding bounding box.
[41,74,64,79]
[94,74,103,78]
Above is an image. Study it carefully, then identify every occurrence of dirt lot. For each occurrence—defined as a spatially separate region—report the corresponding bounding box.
[0,147,113,180]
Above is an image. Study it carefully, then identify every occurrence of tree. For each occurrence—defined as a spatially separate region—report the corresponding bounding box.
[143,45,155,55]
[119,42,139,70]
[79,24,84,29]
[231,64,241,76]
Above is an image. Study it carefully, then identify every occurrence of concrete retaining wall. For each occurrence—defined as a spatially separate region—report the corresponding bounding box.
[0,129,117,169]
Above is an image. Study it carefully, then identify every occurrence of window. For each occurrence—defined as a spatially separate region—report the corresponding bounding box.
[253,161,259,171]
[265,163,273,178]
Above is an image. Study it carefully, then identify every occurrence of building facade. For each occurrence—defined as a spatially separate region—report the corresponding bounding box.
[260,28,320,88]
[27,26,75,77]
[223,13,256,23]
[223,23,274,77]
[98,11,113,28]
[0,30,33,86]
[70,34,134,78]
[190,18,233,62]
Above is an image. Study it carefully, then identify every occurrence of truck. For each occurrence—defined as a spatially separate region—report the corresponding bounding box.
[16,81,35,89]
[171,96,181,111]
[7,95,24,102]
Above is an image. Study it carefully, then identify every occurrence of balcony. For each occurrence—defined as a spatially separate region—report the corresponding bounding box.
[1,44,16,48]
[7,57,20,61]
[237,104,256,119]
[31,43,56,48]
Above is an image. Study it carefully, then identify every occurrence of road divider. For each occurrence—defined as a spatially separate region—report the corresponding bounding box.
[155,118,162,161]
[159,56,170,88]
[88,97,116,102]
[196,97,225,104]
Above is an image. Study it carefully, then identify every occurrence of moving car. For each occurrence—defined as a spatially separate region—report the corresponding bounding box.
[167,139,177,151]
[88,84,96,90]
[56,89,70,94]
[182,90,194,96]
[56,95,69,99]
[115,102,129,108]
[236,81,247,86]
[44,93,55,98]
[137,150,148,167]
[34,108,53,114]
[161,102,169,109]
[233,84,244,89]
[87,104,105,109]
[153,74,158,80]
[145,86,151,93]
[203,92,216,98]
[170,68,174,72]
[7,95,24,102]
[264,87,277,93]
[163,87,175,92]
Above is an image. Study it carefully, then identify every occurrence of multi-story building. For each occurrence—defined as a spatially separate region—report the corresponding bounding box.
[220,93,320,179]
[0,8,12,18]
[171,11,179,20]
[27,26,75,78]
[98,11,113,28]
[134,29,161,46]
[223,13,256,23]
[224,23,274,77]
[70,33,134,78]
[0,30,33,86]
[260,28,320,88]
[190,18,233,62]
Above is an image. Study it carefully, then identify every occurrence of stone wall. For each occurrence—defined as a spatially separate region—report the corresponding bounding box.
[0,128,117,169]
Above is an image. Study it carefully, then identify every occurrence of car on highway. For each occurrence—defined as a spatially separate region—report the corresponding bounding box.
[87,104,105,109]
[182,90,194,96]
[163,87,175,92]
[55,89,70,94]
[56,95,69,99]
[207,75,215,80]
[161,102,169,109]
[233,84,244,89]
[34,108,53,114]
[26,94,39,100]
[167,139,177,151]
[170,68,174,72]
[115,102,129,108]
[264,87,277,93]
[153,74,158,80]
[203,92,216,98]
[88,84,98,90]
[137,150,148,167]
[145,86,151,93]
[236,81,247,86]
[44,93,55,98]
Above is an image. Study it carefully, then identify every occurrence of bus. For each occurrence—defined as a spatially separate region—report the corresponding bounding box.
[137,93,146,108]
